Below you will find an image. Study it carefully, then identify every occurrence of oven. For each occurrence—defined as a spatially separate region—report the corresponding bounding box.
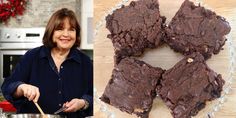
[0,28,45,92]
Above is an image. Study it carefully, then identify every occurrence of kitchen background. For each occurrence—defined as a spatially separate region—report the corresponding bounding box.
[0,0,93,102]
[0,0,93,54]
[0,0,80,27]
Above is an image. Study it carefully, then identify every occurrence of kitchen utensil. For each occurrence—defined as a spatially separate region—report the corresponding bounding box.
[34,102,45,115]
[54,106,68,114]
[8,114,65,118]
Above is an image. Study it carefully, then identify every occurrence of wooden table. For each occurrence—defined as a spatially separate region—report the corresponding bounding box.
[94,0,236,118]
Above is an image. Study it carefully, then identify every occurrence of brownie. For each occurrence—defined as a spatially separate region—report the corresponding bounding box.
[156,52,225,118]
[100,57,164,118]
[106,0,166,64]
[165,0,231,59]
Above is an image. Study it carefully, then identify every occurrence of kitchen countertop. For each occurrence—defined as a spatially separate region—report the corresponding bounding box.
[94,0,236,118]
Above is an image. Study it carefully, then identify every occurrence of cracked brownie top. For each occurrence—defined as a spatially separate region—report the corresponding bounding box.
[165,0,231,59]
[106,0,166,64]
[156,52,225,118]
[100,57,164,118]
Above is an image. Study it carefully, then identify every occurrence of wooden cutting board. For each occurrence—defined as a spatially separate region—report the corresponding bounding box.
[94,0,236,117]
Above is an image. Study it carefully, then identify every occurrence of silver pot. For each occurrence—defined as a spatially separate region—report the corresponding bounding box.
[8,114,66,118]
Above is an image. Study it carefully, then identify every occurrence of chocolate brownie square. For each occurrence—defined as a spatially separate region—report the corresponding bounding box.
[156,52,225,118]
[100,57,164,118]
[165,0,231,59]
[106,0,166,64]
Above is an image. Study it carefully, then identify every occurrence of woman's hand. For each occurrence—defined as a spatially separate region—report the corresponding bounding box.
[63,98,86,112]
[14,84,40,102]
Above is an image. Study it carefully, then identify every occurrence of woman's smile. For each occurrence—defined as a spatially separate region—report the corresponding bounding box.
[60,38,71,43]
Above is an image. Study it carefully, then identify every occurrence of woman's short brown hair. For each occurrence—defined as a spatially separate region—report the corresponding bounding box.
[43,8,80,48]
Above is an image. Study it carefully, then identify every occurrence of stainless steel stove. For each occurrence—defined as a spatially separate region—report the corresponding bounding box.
[0,28,45,89]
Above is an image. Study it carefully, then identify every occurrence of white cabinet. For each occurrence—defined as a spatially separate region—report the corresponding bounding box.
[80,0,93,49]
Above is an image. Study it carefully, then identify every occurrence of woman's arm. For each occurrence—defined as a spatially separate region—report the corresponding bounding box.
[1,49,40,107]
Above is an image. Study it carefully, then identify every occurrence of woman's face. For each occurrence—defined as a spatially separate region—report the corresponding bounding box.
[53,18,76,50]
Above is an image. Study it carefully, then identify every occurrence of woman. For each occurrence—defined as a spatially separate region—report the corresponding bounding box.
[1,8,93,118]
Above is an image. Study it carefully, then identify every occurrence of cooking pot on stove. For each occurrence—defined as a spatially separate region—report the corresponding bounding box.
[8,114,66,118]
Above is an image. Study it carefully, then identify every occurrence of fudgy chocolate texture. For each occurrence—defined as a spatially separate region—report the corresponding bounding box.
[100,58,164,118]
[106,0,166,64]
[165,0,231,59]
[156,52,225,118]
